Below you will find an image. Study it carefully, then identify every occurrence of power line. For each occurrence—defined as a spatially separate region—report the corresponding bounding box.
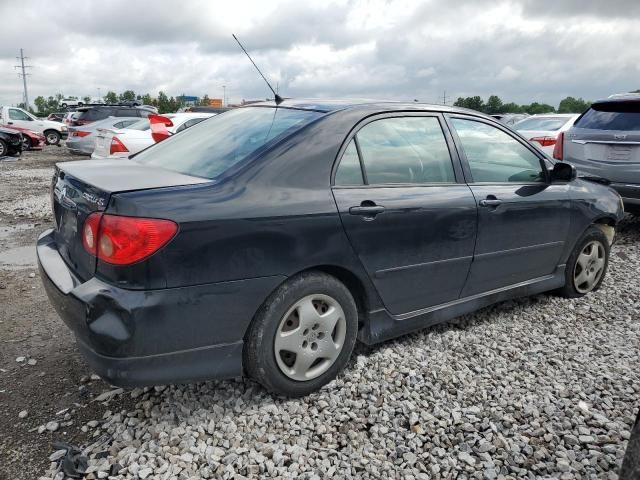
[14,48,32,109]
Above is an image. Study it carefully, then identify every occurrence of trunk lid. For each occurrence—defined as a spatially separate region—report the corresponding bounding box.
[92,128,117,158]
[52,159,210,280]
[564,128,640,183]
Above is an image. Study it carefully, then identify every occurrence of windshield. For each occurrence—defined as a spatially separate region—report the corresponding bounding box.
[513,117,571,131]
[135,107,323,179]
[575,102,640,131]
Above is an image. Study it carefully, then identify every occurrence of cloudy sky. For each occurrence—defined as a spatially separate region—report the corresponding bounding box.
[0,0,638,108]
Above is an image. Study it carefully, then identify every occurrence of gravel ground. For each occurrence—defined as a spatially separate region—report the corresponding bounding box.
[1,148,639,480]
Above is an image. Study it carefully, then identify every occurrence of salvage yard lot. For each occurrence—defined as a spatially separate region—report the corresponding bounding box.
[0,147,639,479]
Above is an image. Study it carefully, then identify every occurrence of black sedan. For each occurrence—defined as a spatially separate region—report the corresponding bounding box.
[38,99,624,396]
[0,126,23,157]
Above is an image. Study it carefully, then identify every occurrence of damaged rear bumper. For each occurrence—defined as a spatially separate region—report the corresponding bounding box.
[37,229,285,386]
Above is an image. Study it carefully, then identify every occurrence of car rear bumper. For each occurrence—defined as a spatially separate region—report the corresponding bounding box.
[37,229,285,386]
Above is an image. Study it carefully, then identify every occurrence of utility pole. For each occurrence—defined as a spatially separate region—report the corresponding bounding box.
[441,90,449,106]
[14,48,32,109]
[222,85,226,106]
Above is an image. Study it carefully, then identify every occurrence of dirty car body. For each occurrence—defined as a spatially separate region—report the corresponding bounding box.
[0,126,23,156]
[38,100,624,387]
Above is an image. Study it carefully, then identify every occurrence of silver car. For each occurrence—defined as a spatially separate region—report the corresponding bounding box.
[66,116,140,155]
[558,94,640,214]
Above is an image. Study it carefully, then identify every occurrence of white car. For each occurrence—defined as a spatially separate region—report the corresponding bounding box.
[91,113,215,159]
[513,114,580,156]
[61,98,84,108]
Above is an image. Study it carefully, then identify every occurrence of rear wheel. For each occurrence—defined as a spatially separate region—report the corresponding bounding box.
[557,226,609,298]
[0,139,7,156]
[44,130,61,145]
[245,271,358,397]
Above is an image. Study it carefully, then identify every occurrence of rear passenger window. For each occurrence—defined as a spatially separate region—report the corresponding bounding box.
[356,117,455,184]
[451,118,544,183]
[334,140,363,185]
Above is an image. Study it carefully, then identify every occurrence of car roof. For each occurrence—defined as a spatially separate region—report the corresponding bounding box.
[249,97,490,117]
[596,93,640,104]
[525,113,578,118]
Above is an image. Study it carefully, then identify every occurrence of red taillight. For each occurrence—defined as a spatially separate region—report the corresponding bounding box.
[110,136,129,155]
[75,131,91,137]
[530,136,557,147]
[82,213,178,265]
[553,132,564,160]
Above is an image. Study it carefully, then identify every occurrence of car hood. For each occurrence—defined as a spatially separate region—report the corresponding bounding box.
[0,126,21,137]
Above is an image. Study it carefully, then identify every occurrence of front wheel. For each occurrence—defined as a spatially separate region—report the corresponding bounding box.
[44,130,61,145]
[244,272,358,397]
[0,139,7,156]
[557,226,610,298]
[22,136,32,151]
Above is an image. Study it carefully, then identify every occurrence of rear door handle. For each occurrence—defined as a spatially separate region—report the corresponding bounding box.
[479,198,502,207]
[349,204,385,217]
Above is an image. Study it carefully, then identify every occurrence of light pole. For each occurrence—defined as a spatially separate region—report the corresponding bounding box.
[222,85,226,106]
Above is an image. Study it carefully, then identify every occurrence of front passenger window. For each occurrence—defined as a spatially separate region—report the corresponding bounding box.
[450,118,545,183]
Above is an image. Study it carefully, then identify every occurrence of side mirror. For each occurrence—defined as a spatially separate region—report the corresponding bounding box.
[551,162,577,182]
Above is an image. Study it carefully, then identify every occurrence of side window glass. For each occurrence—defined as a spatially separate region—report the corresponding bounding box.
[356,117,455,184]
[450,118,545,183]
[9,109,30,121]
[334,140,364,185]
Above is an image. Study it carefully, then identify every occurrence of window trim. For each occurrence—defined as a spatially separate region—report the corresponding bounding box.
[331,112,465,188]
[443,113,551,185]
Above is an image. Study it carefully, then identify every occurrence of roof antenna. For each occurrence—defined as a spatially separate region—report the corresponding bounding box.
[232,34,283,105]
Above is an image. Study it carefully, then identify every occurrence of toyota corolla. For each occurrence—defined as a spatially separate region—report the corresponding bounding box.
[38,100,624,396]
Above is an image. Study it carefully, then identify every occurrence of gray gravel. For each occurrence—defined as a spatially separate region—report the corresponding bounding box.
[42,218,640,479]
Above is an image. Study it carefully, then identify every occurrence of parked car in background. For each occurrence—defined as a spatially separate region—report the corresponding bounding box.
[0,126,23,156]
[63,111,80,126]
[91,112,215,159]
[0,106,67,145]
[556,94,640,214]
[491,113,529,126]
[66,117,140,155]
[184,106,232,114]
[61,97,83,108]
[39,100,624,396]
[513,114,580,156]
[71,105,155,126]
[1,124,45,150]
[47,113,65,122]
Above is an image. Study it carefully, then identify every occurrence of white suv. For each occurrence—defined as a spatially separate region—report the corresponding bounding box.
[61,98,84,108]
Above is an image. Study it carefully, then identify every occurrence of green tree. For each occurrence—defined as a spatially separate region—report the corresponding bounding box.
[523,102,555,114]
[34,96,47,113]
[119,90,136,102]
[485,95,504,114]
[200,94,211,106]
[141,93,153,106]
[104,91,118,104]
[83,96,91,104]
[557,96,590,113]
[501,102,525,113]
[157,91,170,113]
[453,96,485,112]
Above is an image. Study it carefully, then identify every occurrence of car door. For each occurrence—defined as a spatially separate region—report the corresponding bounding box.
[7,108,35,129]
[332,114,477,315]
[446,115,571,297]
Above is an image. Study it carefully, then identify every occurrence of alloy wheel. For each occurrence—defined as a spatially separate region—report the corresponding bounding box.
[274,294,346,381]
[573,240,605,294]
[46,132,59,145]
[0,141,5,156]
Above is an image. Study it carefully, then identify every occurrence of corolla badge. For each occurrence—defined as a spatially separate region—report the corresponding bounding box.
[82,192,106,208]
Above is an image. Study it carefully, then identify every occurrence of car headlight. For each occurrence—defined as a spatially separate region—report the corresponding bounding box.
[61,126,67,131]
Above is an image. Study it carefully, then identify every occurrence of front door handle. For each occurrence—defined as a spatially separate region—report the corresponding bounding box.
[349,202,385,218]
[479,197,502,207]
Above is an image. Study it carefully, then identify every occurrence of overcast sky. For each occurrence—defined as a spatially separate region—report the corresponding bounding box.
[0,0,638,108]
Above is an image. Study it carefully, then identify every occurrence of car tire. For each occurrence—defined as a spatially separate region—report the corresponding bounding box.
[44,130,61,145]
[557,226,610,298]
[620,409,640,480]
[22,136,32,151]
[61,103,67,108]
[244,271,358,397]
[0,139,7,157]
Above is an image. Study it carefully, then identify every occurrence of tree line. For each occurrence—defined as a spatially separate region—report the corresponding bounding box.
[453,95,592,115]
[31,91,215,116]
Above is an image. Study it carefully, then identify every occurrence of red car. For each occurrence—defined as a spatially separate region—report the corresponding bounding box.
[0,124,46,150]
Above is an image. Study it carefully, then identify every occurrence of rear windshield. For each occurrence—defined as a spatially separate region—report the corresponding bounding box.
[126,119,150,131]
[135,107,323,179]
[574,102,640,131]
[513,117,571,131]
[81,108,114,121]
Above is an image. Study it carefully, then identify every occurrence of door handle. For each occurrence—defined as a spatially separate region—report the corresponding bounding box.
[349,203,385,217]
[479,197,502,207]
[7,121,13,125]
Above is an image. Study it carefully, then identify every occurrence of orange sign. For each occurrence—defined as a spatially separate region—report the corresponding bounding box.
[208,98,223,107]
